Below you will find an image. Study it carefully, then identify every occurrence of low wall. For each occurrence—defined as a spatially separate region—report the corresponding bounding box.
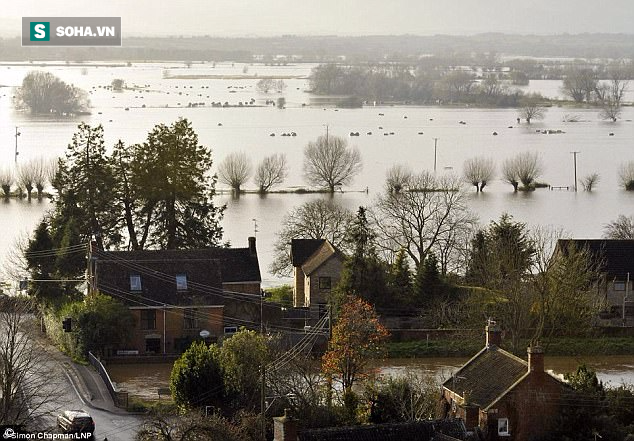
[88,351,129,408]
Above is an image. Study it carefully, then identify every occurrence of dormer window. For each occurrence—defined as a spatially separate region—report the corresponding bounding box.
[130,275,142,291]
[176,274,188,291]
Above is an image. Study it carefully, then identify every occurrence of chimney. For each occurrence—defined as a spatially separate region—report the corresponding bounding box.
[528,344,544,373]
[248,236,257,255]
[485,319,502,348]
[273,409,298,441]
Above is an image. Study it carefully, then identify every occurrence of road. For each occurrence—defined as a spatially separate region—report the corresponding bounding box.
[28,339,145,440]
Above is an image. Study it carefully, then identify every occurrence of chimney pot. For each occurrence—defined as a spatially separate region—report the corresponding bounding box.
[528,344,545,373]
[486,319,502,348]
[248,236,257,255]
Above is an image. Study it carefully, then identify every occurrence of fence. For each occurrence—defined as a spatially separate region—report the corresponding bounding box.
[88,351,129,408]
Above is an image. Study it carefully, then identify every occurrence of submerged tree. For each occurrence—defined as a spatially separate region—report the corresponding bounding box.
[14,71,89,115]
[462,156,495,192]
[502,151,543,191]
[303,135,362,192]
[518,95,547,124]
[218,152,252,193]
[618,161,634,191]
[254,153,288,193]
[603,214,634,239]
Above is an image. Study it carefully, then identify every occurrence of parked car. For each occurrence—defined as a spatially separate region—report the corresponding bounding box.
[57,410,95,435]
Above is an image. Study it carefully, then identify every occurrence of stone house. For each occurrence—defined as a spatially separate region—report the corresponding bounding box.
[441,322,570,441]
[88,237,264,355]
[290,239,344,312]
[553,239,634,326]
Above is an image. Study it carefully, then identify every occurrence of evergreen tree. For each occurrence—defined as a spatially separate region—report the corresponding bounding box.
[387,249,412,304]
[129,118,224,249]
[52,123,116,249]
[337,207,389,307]
[25,221,62,305]
[413,253,443,307]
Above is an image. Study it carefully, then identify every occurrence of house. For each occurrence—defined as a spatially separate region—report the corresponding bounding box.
[290,239,344,311]
[273,409,466,441]
[87,237,263,355]
[440,321,570,441]
[553,239,634,326]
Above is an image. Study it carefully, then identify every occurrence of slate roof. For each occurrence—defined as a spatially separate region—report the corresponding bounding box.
[556,239,634,279]
[301,241,343,275]
[93,245,260,305]
[291,239,326,267]
[442,346,528,409]
[298,419,465,441]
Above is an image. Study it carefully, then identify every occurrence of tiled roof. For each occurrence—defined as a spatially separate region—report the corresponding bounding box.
[301,241,343,275]
[291,239,326,266]
[442,346,528,409]
[93,245,260,305]
[556,239,634,279]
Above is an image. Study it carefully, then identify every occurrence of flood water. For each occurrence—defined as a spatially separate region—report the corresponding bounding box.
[1,62,634,286]
[107,355,634,400]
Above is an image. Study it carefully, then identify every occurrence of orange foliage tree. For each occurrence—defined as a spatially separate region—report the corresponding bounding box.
[322,295,390,395]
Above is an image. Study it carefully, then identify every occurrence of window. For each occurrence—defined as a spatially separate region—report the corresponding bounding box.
[498,418,510,436]
[183,308,197,329]
[176,274,188,291]
[140,310,156,330]
[614,281,626,291]
[318,277,332,290]
[130,275,142,291]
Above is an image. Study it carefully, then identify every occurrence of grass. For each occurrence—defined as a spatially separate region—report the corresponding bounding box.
[387,336,634,358]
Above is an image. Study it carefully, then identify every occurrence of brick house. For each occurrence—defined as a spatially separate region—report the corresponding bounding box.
[553,239,634,326]
[441,322,570,441]
[88,237,262,355]
[290,239,344,311]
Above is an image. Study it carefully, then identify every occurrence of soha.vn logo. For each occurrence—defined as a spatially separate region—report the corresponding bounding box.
[29,22,50,41]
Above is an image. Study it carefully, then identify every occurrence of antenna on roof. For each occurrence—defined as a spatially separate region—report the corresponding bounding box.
[252,218,259,237]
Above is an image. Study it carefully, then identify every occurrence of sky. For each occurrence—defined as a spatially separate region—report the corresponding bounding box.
[2,0,634,37]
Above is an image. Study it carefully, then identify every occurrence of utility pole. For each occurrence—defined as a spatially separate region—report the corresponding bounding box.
[14,126,21,164]
[324,124,329,143]
[433,138,439,173]
[624,272,630,327]
[252,218,258,237]
[570,151,580,192]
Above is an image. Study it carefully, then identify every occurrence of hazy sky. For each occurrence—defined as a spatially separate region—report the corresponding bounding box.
[3,0,634,36]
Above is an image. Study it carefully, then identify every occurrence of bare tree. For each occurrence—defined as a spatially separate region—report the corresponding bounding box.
[502,152,543,191]
[580,173,599,192]
[136,408,243,441]
[518,95,547,124]
[603,215,634,239]
[462,156,495,192]
[303,135,362,192]
[0,296,61,425]
[371,172,473,268]
[560,67,598,103]
[618,161,634,191]
[218,152,252,193]
[0,167,13,198]
[17,161,37,201]
[596,66,629,122]
[254,153,288,193]
[385,164,413,194]
[271,199,354,276]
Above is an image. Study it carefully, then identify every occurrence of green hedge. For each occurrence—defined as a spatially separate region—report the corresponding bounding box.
[387,337,634,358]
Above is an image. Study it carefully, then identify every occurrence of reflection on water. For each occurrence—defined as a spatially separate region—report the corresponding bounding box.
[107,355,634,400]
